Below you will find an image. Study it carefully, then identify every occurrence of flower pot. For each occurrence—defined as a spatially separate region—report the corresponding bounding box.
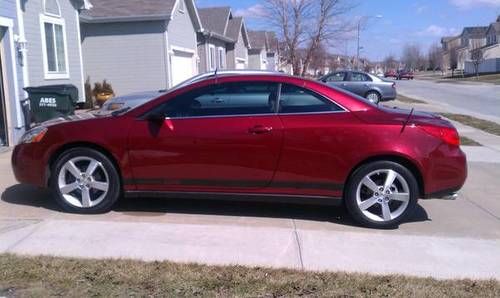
[95,92,114,106]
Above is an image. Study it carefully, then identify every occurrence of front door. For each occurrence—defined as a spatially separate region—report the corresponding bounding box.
[0,37,8,147]
[127,81,283,192]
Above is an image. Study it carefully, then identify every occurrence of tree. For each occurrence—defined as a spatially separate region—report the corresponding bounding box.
[427,43,442,72]
[383,55,398,71]
[449,47,458,77]
[470,39,485,78]
[401,44,423,71]
[263,0,354,76]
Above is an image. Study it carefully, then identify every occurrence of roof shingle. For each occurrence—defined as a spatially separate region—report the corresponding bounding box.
[198,6,231,36]
[81,0,177,20]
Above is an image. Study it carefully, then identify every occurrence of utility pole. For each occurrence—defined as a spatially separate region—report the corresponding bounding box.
[356,15,382,70]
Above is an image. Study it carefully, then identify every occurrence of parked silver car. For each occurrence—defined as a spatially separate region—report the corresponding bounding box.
[319,70,396,104]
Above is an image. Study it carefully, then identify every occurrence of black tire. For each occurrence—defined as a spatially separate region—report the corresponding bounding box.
[344,161,418,229]
[51,147,121,214]
[365,91,381,104]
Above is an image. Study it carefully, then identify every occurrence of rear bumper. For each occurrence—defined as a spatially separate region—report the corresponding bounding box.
[423,146,467,198]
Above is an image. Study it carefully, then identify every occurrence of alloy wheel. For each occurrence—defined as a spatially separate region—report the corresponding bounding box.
[57,157,110,208]
[366,92,380,104]
[355,169,410,222]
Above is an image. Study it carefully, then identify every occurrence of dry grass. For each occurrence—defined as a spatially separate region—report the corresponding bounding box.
[460,136,482,146]
[440,73,500,85]
[1,254,499,297]
[440,113,500,137]
[396,95,427,104]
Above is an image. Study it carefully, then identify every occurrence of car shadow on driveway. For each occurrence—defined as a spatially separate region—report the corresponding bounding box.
[1,184,430,229]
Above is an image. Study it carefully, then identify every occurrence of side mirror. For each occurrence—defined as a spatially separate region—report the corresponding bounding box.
[145,111,165,123]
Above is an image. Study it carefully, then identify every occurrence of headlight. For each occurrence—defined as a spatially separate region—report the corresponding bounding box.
[19,127,48,144]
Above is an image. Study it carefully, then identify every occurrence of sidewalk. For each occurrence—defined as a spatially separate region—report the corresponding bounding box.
[1,217,499,280]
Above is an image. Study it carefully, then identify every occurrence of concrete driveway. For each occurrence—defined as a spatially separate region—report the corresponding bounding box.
[396,79,500,122]
[1,148,500,280]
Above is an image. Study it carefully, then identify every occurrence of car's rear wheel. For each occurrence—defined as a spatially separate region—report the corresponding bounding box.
[365,91,381,104]
[345,161,418,228]
[51,148,120,213]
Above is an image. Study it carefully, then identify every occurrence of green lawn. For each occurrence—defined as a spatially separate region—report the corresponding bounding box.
[1,254,499,297]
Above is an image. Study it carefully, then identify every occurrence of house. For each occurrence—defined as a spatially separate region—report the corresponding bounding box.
[441,36,461,72]
[0,0,24,146]
[247,31,268,70]
[80,0,203,95]
[1,0,88,146]
[481,17,500,60]
[265,32,279,71]
[197,7,251,72]
[455,26,488,70]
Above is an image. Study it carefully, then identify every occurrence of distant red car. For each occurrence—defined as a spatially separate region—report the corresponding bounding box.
[12,72,467,228]
[384,70,398,78]
[397,71,414,80]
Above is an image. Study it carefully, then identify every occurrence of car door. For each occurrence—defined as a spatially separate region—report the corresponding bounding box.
[272,83,361,198]
[344,72,372,97]
[127,81,284,192]
[322,71,348,89]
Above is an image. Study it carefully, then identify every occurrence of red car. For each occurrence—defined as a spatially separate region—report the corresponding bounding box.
[12,73,467,228]
[384,70,398,78]
[397,71,414,80]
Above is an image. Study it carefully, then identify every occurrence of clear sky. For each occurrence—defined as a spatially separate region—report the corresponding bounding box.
[196,0,500,61]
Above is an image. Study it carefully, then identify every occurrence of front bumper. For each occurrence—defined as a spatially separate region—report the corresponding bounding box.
[12,144,47,187]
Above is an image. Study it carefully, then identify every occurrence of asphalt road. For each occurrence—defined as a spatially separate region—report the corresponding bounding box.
[396,79,500,121]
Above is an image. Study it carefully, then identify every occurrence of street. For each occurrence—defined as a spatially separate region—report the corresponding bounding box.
[396,79,500,121]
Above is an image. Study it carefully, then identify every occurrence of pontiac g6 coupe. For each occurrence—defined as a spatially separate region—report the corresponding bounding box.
[12,72,467,228]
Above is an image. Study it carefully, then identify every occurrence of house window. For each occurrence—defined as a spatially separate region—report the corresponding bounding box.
[40,14,68,79]
[209,45,216,70]
[44,0,61,17]
[217,47,225,68]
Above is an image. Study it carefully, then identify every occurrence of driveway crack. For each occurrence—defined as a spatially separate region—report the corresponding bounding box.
[5,220,46,252]
[291,219,304,270]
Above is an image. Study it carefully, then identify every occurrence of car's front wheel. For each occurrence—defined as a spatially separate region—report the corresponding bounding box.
[345,161,418,228]
[51,148,121,213]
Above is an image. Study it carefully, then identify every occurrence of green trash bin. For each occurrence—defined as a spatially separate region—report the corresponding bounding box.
[24,84,79,123]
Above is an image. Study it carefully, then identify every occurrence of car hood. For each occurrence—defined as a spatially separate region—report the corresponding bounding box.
[36,110,109,128]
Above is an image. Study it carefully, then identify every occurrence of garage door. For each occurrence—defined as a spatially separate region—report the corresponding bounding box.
[171,50,194,86]
[236,60,246,70]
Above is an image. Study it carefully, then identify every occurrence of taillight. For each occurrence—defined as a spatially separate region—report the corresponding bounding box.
[419,125,460,146]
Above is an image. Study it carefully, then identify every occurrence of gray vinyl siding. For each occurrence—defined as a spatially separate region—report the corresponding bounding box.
[197,36,226,72]
[23,0,84,101]
[81,21,167,96]
[226,44,235,69]
[167,0,197,50]
[234,29,247,61]
[248,49,265,70]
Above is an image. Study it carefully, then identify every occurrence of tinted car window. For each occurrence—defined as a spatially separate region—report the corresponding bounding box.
[279,84,343,114]
[160,82,279,118]
[325,72,346,82]
[350,72,371,82]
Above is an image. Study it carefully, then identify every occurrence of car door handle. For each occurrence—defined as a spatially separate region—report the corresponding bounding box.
[248,125,273,134]
[341,83,347,86]
[212,98,224,104]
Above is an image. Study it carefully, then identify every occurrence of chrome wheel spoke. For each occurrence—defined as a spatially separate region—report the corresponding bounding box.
[361,176,379,192]
[60,182,78,194]
[89,181,108,192]
[81,188,92,208]
[65,161,82,178]
[381,201,392,221]
[359,196,379,210]
[85,160,100,176]
[384,170,397,189]
[390,192,410,202]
